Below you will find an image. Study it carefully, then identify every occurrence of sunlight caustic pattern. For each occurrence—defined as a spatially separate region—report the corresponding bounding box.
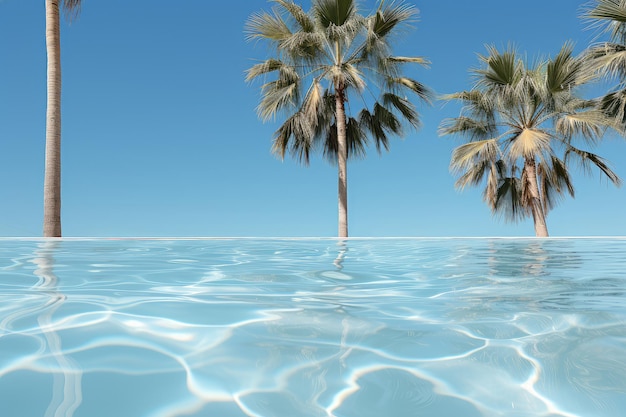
[0,238,625,417]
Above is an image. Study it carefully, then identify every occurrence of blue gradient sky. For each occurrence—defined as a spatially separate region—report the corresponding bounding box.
[1,0,624,237]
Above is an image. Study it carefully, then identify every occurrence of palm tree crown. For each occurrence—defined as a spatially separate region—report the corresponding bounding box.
[246,0,431,237]
[582,0,626,126]
[439,44,621,237]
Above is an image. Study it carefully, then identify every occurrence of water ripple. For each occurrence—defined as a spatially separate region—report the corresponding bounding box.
[0,238,625,417]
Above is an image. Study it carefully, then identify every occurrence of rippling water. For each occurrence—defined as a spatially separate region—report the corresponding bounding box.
[0,238,625,417]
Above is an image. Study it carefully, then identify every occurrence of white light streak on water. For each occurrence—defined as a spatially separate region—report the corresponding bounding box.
[0,238,624,417]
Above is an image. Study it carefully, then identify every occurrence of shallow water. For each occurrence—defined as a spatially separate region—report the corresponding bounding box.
[0,238,625,417]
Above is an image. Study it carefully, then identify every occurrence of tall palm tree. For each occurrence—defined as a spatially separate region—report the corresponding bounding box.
[246,0,431,237]
[582,0,626,126]
[439,44,621,237]
[44,0,81,237]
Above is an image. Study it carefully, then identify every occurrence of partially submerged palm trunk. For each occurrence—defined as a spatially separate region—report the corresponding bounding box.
[335,86,348,238]
[524,158,549,237]
[43,0,62,237]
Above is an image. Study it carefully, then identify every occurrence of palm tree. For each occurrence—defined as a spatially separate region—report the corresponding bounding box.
[439,44,621,237]
[43,0,81,237]
[246,0,431,237]
[582,0,626,126]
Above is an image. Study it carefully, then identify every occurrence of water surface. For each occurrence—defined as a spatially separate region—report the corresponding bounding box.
[0,238,625,417]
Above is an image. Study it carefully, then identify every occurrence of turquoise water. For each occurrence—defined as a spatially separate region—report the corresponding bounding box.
[0,238,625,417]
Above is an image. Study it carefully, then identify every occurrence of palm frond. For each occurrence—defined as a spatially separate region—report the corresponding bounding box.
[257,78,300,121]
[564,146,623,185]
[555,110,607,143]
[387,56,430,66]
[440,90,496,121]
[583,0,626,44]
[438,117,496,141]
[584,42,626,79]
[598,87,626,125]
[454,158,494,190]
[387,77,432,103]
[246,10,292,42]
[493,174,529,222]
[475,45,522,89]
[358,106,391,153]
[282,32,327,60]
[323,117,368,162]
[245,59,289,82]
[62,0,81,20]
[546,42,581,92]
[382,93,420,128]
[272,112,316,164]
[450,139,499,174]
[336,62,366,91]
[537,156,575,213]
[369,0,417,39]
[274,0,316,32]
[507,128,551,160]
[360,102,402,152]
[302,79,324,121]
[314,0,357,27]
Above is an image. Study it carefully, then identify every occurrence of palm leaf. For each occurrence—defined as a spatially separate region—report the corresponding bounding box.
[387,77,432,103]
[583,0,626,43]
[257,71,300,121]
[564,146,623,185]
[454,158,493,190]
[62,0,81,20]
[584,42,626,79]
[494,174,529,222]
[598,88,626,125]
[323,117,368,162]
[302,79,324,121]
[274,0,316,32]
[337,62,366,91]
[555,110,606,143]
[507,128,551,160]
[314,0,356,27]
[245,59,290,82]
[382,93,420,128]
[476,45,522,88]
[537,156,575,213]
[387,56,430,66]
[246,10,292,42]
[369,1,417,39]
[438,117,495,141]
[546,42,581,92]
[450,139,499,174]
[272,112,316,164]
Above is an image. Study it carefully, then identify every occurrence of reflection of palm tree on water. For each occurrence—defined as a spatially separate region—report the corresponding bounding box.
[31,241,83,417]
[487,241,550,278]
[334,240,348,270]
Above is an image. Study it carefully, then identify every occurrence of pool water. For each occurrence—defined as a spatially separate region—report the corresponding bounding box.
[0,238,625,417]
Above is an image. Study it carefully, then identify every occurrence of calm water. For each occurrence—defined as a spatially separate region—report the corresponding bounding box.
[0,238,625,417]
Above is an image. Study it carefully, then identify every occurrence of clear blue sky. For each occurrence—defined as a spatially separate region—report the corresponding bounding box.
[1,0,624,237]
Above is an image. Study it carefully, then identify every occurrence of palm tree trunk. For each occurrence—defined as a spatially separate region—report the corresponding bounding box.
[525,159,549,237]
[43,0,63,237]
[335,88,348,238]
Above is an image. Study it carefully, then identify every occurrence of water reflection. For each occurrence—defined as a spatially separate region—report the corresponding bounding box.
[333,239,348,270]
[0,238,623,417]
[31,241,83,417]
[485,239,583,279]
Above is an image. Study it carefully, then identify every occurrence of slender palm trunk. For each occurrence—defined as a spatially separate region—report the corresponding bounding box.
[524,158,549,237]
[43,0,62,237]
[335,88,348,238]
